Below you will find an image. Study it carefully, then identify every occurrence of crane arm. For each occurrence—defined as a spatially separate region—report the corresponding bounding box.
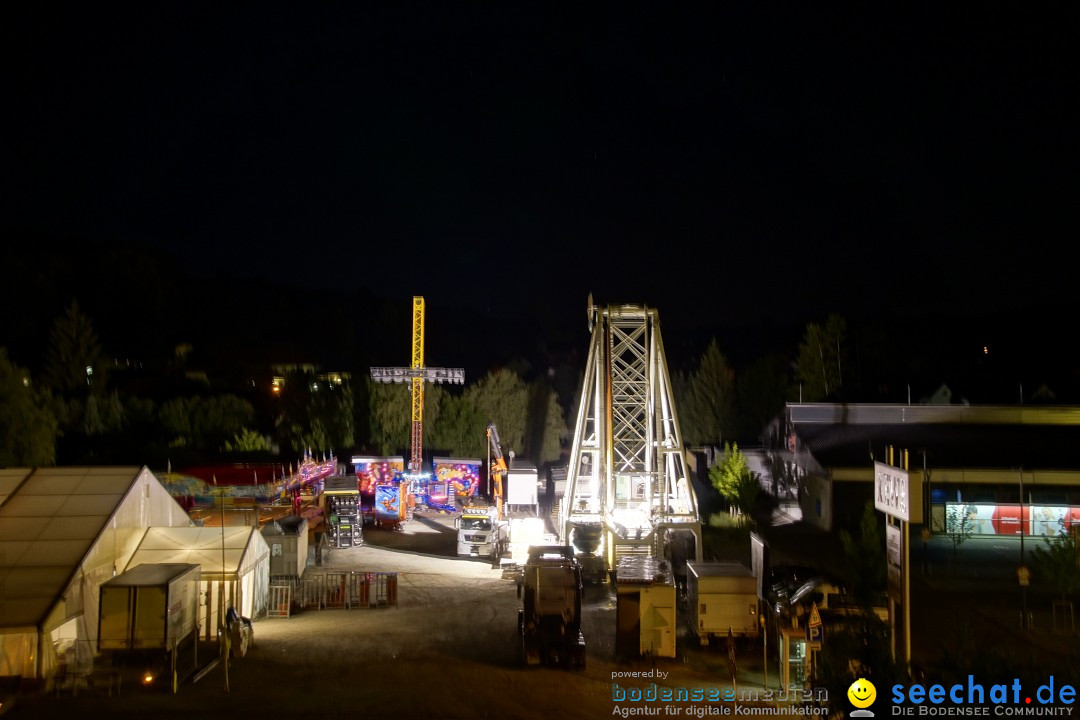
[486,422,505,463]
[486,422,508,520]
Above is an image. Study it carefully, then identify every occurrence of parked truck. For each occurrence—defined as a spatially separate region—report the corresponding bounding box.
[455,504,510,559]
[517,545,586,668]
[686,561,760,646]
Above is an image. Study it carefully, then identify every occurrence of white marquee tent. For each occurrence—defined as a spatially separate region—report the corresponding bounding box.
[124,525,270,640]
[0,466,191,680]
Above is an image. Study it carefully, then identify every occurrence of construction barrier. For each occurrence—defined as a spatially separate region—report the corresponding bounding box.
[344,572,398,608]
[299,574,326,610]
[267,585,293,617]
[275,571,399,614]
[323,572,349,609]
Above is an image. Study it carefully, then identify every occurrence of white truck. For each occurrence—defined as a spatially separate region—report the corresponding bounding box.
[455,505,510,559]
[686,561,761,646]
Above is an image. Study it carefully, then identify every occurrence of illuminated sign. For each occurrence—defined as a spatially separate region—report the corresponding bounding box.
[874,461,909,522]
[370,367,464,384]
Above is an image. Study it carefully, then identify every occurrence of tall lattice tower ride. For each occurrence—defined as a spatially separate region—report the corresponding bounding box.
[558,295,702,574]
[370,296,464,472]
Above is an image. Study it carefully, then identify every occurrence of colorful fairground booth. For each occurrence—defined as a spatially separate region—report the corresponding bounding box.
[431,457,481,505]
[352,456,406,527]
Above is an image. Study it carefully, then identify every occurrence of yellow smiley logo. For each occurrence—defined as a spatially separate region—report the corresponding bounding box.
[848,678,876,709]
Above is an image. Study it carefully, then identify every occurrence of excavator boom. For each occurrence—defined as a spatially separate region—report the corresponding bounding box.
[486,422,508,520]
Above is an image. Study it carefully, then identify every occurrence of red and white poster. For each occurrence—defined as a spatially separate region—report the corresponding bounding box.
[946,503,1080,536]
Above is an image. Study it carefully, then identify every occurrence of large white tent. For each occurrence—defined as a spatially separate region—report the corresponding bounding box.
[124,525,270,640]
[0,466,191,681]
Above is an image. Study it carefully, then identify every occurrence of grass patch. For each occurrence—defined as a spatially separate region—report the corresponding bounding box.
[701,514,751,561]
[706,511,742,529]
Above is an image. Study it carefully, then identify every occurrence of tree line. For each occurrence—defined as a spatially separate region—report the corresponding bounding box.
[3,299,863,471]
[0,301,569,469]
[5,287,1070,472]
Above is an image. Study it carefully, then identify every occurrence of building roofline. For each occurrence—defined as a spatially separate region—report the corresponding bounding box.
[786,403,1080,427]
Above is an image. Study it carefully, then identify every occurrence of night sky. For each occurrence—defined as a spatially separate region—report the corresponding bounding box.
[5,4,1078,379]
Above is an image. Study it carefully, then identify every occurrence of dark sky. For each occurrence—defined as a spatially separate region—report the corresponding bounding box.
[5,4,1079,376]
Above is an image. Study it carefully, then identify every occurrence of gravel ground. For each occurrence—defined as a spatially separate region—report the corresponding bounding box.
[5,509,768,720]
[8,505,1075,720]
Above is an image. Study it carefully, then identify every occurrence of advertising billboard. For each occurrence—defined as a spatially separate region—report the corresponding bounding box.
[353,456,405,494]
[432,458,481,498]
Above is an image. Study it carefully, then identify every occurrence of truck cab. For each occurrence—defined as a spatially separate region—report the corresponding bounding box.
[455,506,508,558]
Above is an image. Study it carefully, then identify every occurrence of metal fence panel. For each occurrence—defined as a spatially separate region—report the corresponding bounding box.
[267,585,293,618]
[289,571,399,611]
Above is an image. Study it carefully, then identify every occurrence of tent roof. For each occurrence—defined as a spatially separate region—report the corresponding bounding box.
[0,466,146,629]
[125,526,267,580]
[103,562,200,587]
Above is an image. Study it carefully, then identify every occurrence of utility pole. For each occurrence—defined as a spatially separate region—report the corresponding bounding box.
[215,476,229,692]
[921,450,931,575]
[1019,467,1030,630]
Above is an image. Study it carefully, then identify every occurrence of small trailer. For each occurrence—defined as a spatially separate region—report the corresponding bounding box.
[98,563,202,689]
[686,561,760,646]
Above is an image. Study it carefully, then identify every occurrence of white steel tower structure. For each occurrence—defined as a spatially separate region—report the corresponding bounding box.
[558,295,702,575]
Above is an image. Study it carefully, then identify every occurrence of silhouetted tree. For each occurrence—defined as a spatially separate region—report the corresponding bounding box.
[461,369,529,458]
[426,387,479,457]
[814,614,906,711]
[1031,531,1080,604]
[735,353,795,441]
[271,371,354,456]
[795,314,847,401]
[532,383,568,466]
[839,501,888,607]
[224,428,272,454]
[675,338,735,447]
[161,394,255,452]
[944,504,976,570]
[43,300,108,395]
[0,348,59,466]
[366,378,412,456]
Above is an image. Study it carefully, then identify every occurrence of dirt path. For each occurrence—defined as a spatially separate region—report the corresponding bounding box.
[9,511,771,720]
